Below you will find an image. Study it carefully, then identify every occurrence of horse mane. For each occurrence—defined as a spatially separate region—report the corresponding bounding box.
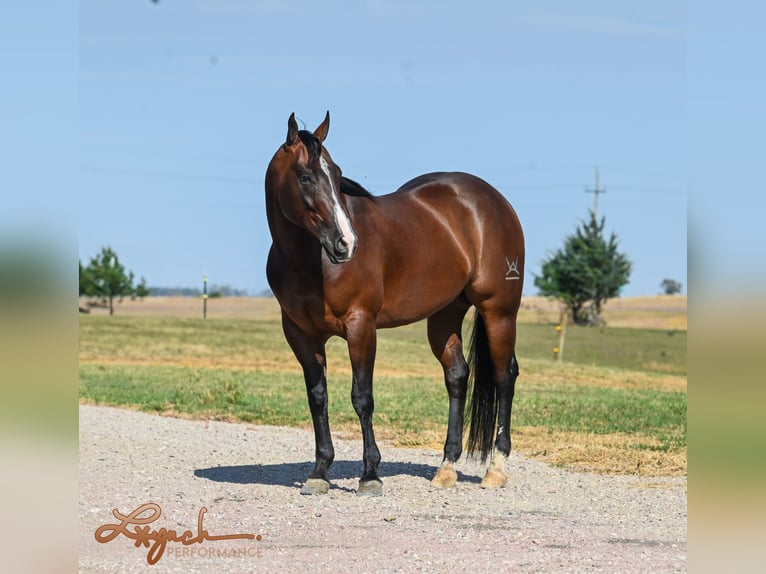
[297,130,323,162]
[296,129,373,199]
[340,177,374,198]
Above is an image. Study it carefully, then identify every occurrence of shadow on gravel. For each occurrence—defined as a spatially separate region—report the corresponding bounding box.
[194,460,482,487]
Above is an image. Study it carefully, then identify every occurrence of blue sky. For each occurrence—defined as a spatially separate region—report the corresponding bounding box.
[71,2,689,295]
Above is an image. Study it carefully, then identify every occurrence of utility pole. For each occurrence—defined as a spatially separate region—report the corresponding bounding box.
[585,167,606,218]
[202,273,208,319]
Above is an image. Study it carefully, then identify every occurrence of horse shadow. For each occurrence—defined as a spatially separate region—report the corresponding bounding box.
[194,460,482,488]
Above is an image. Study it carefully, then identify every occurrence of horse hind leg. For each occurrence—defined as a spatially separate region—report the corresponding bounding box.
[427,299,471,489]
[466,308,520,489]
[480,353,519,489]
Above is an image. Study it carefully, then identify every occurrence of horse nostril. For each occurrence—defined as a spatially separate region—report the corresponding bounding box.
[335,237,348,255]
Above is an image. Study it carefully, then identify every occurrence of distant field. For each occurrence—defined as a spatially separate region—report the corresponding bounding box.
[79,295,686,476]
[82,294,687,330]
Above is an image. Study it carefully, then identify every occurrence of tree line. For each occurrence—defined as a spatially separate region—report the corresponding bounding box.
[149,285,250,297]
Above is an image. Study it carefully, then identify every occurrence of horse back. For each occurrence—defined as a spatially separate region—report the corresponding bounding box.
[381,171,523,257]
[343,172,524,325]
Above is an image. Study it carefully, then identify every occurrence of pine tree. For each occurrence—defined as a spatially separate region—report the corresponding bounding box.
[535,211,632,326]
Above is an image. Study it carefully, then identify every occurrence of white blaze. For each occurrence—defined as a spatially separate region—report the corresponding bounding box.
[319,156,356,254]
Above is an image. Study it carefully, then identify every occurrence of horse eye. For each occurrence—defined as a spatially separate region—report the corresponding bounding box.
[299,173,312,184]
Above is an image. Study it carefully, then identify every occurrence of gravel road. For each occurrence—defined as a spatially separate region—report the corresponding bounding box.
[79,404,686,573]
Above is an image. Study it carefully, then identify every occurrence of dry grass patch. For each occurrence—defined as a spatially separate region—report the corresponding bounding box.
[519,295,687,330]
[324,423,686,477]
[522,359,686,393]
[514,426,687,477]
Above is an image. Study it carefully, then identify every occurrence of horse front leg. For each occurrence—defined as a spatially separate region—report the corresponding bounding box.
[281,313,334,495]
[345,312,383,496]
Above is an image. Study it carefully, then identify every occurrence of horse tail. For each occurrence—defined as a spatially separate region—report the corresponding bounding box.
[465,310,497,463]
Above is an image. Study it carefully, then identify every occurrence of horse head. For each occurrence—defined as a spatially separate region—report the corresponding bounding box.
[266,111,358,264]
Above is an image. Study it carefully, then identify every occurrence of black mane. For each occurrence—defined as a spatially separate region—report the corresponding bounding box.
[297,130,322,162]
[340,177,374,198]
[296,130,373,199]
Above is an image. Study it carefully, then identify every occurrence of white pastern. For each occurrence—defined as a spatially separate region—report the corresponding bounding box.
[491,448,508,471]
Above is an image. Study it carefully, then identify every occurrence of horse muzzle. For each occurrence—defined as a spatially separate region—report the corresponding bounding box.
[322,234,357,264]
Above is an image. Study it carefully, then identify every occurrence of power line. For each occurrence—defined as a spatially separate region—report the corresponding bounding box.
[82,164,687,197]
[82,165,258,185]
[81,144,256,166]
[607,185,686,196]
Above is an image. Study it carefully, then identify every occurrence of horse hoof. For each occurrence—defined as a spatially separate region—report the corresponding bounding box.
[356,479,383,497]
[431,464,458,489]
[479,468,507,489]
[300,478,330,495]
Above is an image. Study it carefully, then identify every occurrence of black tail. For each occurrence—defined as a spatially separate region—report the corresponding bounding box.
[465,311,497,463]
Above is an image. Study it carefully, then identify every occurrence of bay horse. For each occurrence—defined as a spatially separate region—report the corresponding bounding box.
[265,112,524,496]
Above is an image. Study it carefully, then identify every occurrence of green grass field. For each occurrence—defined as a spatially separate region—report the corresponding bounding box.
[79,308,686,476]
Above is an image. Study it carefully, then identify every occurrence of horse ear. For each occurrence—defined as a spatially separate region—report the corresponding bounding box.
[286,113,298,146]
[313,111,330,143]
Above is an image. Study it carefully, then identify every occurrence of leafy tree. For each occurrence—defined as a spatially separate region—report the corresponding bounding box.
[82,246,144,315]
[535,211,632,326]
[660,278,682,295]
[134,276,150,300]
[79,260,93,297]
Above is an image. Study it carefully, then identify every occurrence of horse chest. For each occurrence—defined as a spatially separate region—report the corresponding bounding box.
[281,293,347,336]
[268,257,349,337]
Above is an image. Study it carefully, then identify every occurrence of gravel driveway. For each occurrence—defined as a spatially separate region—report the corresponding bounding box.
[79,404,686,573]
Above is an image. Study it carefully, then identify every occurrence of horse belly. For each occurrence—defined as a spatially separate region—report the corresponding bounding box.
[376,248,469,328]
